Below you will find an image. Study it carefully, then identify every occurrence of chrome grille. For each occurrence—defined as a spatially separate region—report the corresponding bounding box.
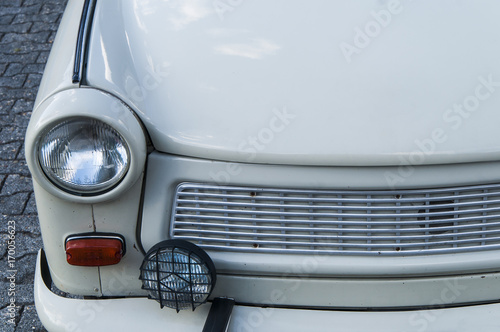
[170,183,500,256]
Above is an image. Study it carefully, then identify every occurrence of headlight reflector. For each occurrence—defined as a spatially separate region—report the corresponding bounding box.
[139,240,216,312]
[38,118,130,194]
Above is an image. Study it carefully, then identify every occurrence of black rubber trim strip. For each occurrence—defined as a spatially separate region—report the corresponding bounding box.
[72,0,97,84]
[40,249,53,289]
[202,298,235,332]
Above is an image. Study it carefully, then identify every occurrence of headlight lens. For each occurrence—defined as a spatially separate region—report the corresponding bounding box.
[38,118,130,195]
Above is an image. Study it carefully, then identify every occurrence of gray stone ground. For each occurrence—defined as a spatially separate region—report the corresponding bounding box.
[0,0,68,331]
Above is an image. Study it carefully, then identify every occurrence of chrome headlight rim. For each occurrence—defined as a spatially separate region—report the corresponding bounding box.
[36,116,131,196]
[25,88,147,203]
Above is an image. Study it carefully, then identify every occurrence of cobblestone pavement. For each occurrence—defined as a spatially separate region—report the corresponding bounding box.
[0,0,68,331]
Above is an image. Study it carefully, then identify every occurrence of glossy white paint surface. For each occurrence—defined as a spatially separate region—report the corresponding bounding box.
[35,251,500,332]
[88,0,500,166]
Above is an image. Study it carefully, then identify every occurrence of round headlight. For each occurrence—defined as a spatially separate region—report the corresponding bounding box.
[139,240,217,312]
[38,118,130,195]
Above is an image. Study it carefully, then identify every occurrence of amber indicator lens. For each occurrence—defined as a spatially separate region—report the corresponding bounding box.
[66,238,124,266]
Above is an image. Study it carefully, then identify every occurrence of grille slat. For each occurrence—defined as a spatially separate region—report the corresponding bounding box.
[175,206,500,220]
[170,183,500,256]
[172,221,500,237]
[175,198,500,211]
[173,228,500,241]
[174,213,500,226]
[176,187,500,203]
[172,235,500,249]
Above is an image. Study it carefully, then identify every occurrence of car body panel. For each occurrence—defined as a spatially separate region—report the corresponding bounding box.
[141,152,500,273]
[34,250,500,332]
[32,181,101,296]
[27,0,500,329]
[87,0,500,166]
[26,87,147,294]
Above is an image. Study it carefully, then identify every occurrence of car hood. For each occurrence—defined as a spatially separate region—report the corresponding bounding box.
[87,0,500,166]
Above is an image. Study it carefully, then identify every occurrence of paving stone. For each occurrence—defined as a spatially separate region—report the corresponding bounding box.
[22,195,36,215]
[1,31,51,44]
[1,175,32,196]
[11,99,33,115]
[0,193,30,215]
[21,64,44,75]
[0,100,14,115]
[41,2,62,15]
[0,89,35,103]
[0,283,36,306]
[15,144,24,161]
[0,100,15,111]
[14,113,31,129]
[21,0,39,6]
[48,32,56,44]
[2,42,52,55]
[29,21,58,34]
[0,142,21,161]
[23,74,42,89]
[0,245,5,263]
[0,255,38,305]
[12,12,59,25]
[0,7,22,16]
[0,233,42,261]
[12,4,42,16]
[0,53,38,65]
[0,160,30,177]
[0,1,68,329]
[0,305,20,331]
[0,127,26,144]
[0,15,15,26]
[36,52,49,64]
[0,114,16,128]
[0,63,6,76]
[4,63,24,77]
[22,89,37,101]
[10,254,37,283]
[0,23,32,34]
[15,305,46,332]
[2,0,23,7]
[0,215,40,235]
[0,74,26,89]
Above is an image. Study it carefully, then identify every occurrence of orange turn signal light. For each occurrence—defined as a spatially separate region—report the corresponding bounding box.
[65,234,125,266]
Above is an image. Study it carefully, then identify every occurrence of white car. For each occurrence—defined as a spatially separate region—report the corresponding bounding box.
[26,0,500,331]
